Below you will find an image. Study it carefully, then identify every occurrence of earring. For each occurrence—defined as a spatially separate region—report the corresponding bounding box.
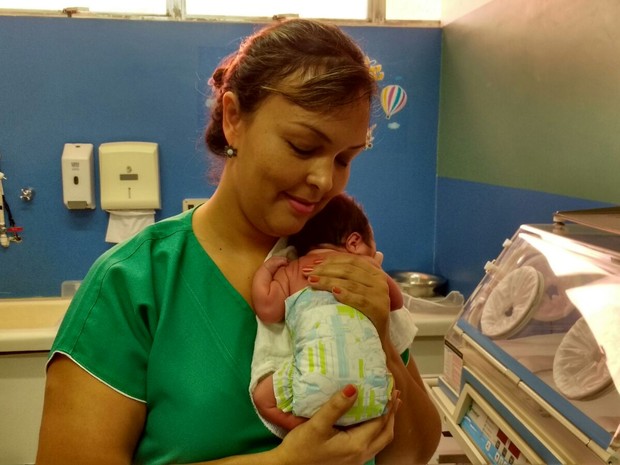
[224,145,237,158]
[365,124,376,150]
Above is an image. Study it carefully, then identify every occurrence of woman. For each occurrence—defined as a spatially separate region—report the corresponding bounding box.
[36,19,441,465]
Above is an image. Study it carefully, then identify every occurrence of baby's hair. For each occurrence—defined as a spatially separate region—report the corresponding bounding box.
[288,193,372,256]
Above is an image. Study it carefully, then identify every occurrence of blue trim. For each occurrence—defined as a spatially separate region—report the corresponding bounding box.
[462,370,562,464]
[457,320,612,449]
[437,376,459,405]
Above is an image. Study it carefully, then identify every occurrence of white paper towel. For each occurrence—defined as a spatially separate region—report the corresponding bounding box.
[105,210,155,244]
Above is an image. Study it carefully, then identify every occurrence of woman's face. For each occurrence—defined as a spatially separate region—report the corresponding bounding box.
[223,92,371,238]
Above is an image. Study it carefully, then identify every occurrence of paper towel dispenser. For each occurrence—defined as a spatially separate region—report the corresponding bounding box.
[61,143,96,210]
[99,142,161,210]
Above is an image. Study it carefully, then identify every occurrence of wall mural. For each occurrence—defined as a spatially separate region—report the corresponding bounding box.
[366,56,409,131]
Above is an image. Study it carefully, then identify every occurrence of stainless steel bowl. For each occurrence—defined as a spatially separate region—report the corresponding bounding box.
[389,271,446,298]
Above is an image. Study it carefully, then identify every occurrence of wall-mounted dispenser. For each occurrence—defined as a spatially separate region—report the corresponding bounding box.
[99,142,160,244]
[99,141,160,210]
[61,143,95,209]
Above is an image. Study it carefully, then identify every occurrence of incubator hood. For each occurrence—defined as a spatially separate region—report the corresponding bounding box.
[430,207,620,465]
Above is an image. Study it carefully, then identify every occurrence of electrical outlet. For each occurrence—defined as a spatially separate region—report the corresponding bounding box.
[182,198,209,211]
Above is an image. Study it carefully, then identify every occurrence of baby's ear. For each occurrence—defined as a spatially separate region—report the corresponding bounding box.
[344,232,363,253]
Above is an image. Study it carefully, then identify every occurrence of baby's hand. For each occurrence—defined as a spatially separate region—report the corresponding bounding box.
[263,256,289,275]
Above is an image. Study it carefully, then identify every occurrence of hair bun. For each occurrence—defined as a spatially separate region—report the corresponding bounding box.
[209,67,226,88]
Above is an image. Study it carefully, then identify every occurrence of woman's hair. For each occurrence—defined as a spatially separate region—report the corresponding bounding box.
[205,18,377,159]
[288,193,372,256]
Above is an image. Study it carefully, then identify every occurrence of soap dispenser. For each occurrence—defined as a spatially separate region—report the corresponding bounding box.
[61,143,96,210]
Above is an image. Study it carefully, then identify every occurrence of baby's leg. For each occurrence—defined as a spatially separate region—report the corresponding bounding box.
[254,375,307,431]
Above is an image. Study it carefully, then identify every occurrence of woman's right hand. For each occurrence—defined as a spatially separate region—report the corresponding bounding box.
[272,385,399,465]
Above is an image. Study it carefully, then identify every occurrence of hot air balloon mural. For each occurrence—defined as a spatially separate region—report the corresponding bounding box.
[380,85,407,119]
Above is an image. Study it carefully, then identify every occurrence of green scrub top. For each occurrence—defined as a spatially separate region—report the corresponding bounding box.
[51,209,280,464]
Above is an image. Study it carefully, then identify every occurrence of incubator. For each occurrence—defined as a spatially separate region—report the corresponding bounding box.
[430,207,620,464]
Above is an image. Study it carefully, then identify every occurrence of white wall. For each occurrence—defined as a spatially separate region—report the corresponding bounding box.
[441,0,494,24]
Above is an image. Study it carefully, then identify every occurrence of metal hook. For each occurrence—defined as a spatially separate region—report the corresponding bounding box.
[20,187,35,202]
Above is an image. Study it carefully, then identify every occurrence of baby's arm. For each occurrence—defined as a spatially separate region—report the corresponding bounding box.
[251,256,291,324]
[372,252,404,310]
[368,251,404,310]
[387,273,404,310]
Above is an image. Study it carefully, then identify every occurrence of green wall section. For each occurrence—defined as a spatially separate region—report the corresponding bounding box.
[437,0,620,203]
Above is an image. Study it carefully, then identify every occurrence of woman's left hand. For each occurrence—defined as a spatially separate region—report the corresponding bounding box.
[306,252,391,339]
[306,252,443,464]
[307,253,443,464]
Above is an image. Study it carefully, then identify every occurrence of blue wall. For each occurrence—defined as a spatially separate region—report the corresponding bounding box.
[435,178,609,297]
[0,17,442,297]
[3,5,616,301]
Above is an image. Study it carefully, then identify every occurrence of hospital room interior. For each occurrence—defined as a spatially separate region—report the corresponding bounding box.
[1,0,620,463]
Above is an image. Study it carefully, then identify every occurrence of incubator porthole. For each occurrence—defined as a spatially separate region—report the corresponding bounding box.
[552,317,613,401]
[480,266,544,339]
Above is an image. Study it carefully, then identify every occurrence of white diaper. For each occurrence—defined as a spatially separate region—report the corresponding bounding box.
[249,241,418,438]
[250,307,415,436]
[273,289,393,425]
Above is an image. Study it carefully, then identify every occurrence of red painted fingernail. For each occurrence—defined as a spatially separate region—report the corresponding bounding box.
[342,384,357,397]
[332,286,342,295]
[308,275,319,283]
[301,267,314,274]
[313,258,324,265]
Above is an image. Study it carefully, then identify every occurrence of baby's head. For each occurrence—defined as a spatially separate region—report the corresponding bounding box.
[288,193,376,258]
